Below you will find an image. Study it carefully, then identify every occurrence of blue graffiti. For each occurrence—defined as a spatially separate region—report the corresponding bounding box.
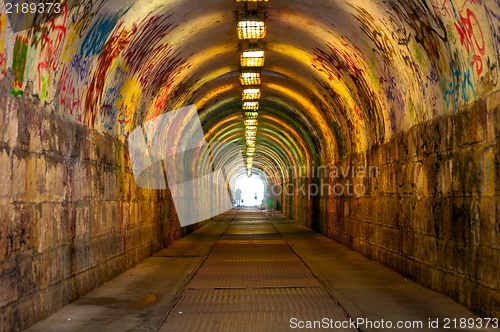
[71,54,91,84]
[443,64,476,110]
[80,13,120,58]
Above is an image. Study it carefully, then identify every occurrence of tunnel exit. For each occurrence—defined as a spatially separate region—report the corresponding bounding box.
[233,175,265,206]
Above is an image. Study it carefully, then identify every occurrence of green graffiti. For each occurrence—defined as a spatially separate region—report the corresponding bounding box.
[40,75,49,100]
[11,36,28,95]
[408,98,416,122]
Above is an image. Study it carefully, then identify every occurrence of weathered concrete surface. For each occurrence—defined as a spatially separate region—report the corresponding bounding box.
[0,74,206,332]
[24,219,232,332]
[272,214,497,332]
[309,92,500,318]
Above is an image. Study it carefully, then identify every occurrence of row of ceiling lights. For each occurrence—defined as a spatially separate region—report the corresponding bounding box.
[236,0,267,177]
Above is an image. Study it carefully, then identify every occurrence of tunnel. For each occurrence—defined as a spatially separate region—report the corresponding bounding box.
[1,0,500,330]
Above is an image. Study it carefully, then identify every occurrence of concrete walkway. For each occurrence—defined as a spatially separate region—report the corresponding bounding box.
[26,208,493,331]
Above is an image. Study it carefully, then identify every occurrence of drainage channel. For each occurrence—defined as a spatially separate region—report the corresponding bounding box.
[158,208,355,332]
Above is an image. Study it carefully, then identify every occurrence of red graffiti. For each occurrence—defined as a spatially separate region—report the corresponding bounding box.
[432,0,485,76]
[454,8,485,75]
[0,51,6,78]
[122,13,190,98]
[58,65,82,116]
[353,104,362,122]
[37,4,68,95]
[84,22,136,127]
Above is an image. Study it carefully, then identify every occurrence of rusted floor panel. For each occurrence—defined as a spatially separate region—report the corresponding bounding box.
[163,285,350,330]
[159,210,354,331]
[208,243,295,261]
[187,261,321,289]
[220,233,283,240]
[224,224,277,233]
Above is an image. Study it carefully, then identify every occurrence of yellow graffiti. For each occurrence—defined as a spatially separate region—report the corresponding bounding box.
[116,75,141,134]
[0,14,7,78]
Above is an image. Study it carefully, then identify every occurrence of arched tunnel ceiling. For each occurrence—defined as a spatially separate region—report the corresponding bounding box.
[1,0,500,184]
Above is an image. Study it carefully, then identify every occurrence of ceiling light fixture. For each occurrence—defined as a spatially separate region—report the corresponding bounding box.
[237,16,266,39]
[244,119,258,126]
[243,101,259,110]
[240,69,261,85]
[242,87,261,100]
[241,45,265,67]
[244,111,259,119]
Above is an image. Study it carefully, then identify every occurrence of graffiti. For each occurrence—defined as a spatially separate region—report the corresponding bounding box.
[455,8,485,76]
[389,19,412,45]
[312,42,365,81]
[386,0,448,79]
[443,52,476,109]
[70,53,91,84]
[124,14,175,74]
[122,13,188,94]
[100,64,128,134]
[11,36,28,96]
[486,56,499,87]
[485,6,500,86]
[84,22,136,126]
[65,0,107,41]
[351,104,362,122]
[388,0,447,40]
[80,12,123,58]
[100,104,115,131]
[0,14,8,79]
[58,64,82,117]
[150,56,190,114]
[36,4,68,100]
[354,7,394,60]
[432,0,486,77]
[379,63,405,112]
[71,0,106,24]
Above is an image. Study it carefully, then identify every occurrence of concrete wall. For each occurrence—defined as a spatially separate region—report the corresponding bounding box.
[0,74,192,332]
[314,91,500,318]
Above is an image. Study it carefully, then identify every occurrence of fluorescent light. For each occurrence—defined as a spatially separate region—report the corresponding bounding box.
[240,70,261,85]
[243,101,259,110]
[244,119,258,126]
[244,111,259,119]
[242,88,261,100]
[241,46,265,67]
[245,125,257,131]
[237,18,266,39]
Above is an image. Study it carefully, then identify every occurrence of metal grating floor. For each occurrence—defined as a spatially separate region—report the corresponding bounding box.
[159,209,354,331]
